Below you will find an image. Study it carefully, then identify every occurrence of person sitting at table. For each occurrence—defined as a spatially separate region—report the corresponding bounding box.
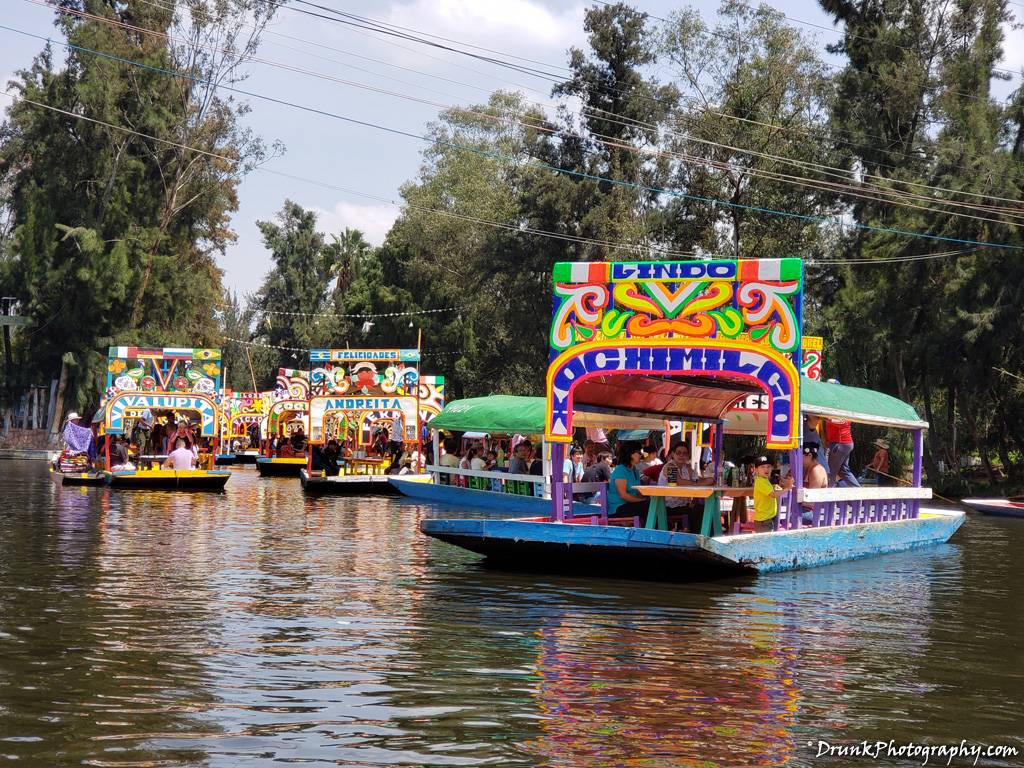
[439,440,460,468]
[484,450,498,471]
[110,435,134,471]
[637,445,662,475]
[657,441,712,530]
[162,438,195,471]
[278,439,295,459]
[529,444,544,476]
[803,444,829,489]
[321,439,341,476]
[608,441,647,519]
[562,446,585,483]
[508,441,531,475]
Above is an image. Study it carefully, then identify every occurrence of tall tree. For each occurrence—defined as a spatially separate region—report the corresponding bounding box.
[658,0,839,257]
[0,0,278,409]
[251,200,337,370]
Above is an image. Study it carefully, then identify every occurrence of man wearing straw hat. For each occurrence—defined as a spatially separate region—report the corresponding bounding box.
[864,438,890,485]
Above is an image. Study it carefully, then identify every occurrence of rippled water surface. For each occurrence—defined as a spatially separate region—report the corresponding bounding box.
[1,460,1022,767]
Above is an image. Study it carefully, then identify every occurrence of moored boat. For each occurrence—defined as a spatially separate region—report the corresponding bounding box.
[961,497,1024,517]
[420,257,965,578]
[100,346,232,491]
[300,347,443,496]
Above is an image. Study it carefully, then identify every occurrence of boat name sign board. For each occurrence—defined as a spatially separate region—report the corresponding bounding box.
[546,258,804,448]
[107,394,217,436]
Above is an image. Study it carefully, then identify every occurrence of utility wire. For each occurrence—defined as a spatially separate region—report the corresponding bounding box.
[0,88,977,268]
[123,0,1024,190]
[40,0,1024,224]
[11,24,1020,251]
[15,9,1024,225]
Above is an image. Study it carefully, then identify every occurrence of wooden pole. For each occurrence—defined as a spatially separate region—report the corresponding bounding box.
[245,346,258,393]
[415,328,423,472]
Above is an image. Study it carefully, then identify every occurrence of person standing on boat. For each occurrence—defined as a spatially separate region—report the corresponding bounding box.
[825,418,860,487]
[864,439,890,485]
[321,439,341,476]
[608,442,648,519]
[752,455,793,533]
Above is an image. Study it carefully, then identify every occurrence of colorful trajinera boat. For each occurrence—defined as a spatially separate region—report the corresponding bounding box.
[960,498,1024,518]
[256,368,310,477]
[101,346,231,490]
[216,390,264,465]
[300,348,442,495]
[421,258,965,576]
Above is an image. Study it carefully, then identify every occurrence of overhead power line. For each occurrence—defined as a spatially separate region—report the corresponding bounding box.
[122,0,1023,188]
[37,0,1024,226]
[0,88,983,269]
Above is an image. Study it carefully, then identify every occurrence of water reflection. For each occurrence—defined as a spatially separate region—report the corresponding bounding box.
[0,461,1021,767]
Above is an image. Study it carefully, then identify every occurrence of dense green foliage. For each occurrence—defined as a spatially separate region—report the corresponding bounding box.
[1,0,1022,490]
[0,0,276,409]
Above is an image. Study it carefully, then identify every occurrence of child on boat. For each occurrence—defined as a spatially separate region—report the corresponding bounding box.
[752,455,793,533]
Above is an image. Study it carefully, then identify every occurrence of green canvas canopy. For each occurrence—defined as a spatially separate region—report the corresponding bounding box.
[432,378,927,437]
[429,395,547,435]
[800,377,927,429]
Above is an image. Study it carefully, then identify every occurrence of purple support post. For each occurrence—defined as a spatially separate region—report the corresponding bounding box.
[912,428,924,487]
[788,447,802,529]
[712,421,723,483]
[550,442,566,522]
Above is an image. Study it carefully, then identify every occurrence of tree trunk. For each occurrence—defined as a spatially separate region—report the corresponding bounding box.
[47,356,71,447]
[920,375,943,482]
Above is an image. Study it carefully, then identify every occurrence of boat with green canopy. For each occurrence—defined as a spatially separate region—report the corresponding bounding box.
[420,257,964,577]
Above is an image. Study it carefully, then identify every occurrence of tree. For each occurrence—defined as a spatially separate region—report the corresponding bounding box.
[658,0,839,257]
[251,200,337,369]
[0,0,279,410]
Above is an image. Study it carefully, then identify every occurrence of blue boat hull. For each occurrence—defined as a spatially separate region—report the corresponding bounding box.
[421,508,965,576]
[390,477,603,517]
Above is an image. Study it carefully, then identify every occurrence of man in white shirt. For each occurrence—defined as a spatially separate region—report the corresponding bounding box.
[163,438,195,470]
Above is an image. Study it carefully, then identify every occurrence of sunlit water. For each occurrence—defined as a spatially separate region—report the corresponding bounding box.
[0,460,1021,767]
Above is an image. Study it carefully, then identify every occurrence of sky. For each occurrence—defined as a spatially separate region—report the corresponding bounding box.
[2,0,1022,296]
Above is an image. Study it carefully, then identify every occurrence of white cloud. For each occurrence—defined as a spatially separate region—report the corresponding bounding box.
[313,201,400,245]
[1000,20,1024,73]
[381,0,587,62]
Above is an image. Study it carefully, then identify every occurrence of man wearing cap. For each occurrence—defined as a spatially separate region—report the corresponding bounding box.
[752,455,793,533]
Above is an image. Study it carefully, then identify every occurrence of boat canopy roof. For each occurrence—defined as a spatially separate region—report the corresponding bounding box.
[432,377,927,437]
[799,377,927,429]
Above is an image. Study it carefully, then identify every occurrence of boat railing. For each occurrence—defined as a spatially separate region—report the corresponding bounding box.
[426,464,549,498]
[795,486,931,528]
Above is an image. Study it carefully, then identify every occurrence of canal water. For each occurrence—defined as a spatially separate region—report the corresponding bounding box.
[0,460,1021,767]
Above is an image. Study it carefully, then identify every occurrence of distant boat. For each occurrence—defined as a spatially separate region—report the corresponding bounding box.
[961,498,1024,518]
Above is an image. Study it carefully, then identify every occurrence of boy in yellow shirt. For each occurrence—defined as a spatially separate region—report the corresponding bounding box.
[752,455,794,533]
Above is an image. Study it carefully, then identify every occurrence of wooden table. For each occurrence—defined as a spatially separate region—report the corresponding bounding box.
[636,486,754,535]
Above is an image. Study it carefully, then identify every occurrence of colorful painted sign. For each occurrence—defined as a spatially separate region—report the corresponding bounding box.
[801,335,823,381]
[545,259,804,449]
[107,393,218,436]
[309,396,419,444]
[310,350,422,398]
[106,347,221,398]
[310,348,420,363]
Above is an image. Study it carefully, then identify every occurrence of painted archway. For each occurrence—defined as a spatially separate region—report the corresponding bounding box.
[545,338,800,449]
[106,392,220,437]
